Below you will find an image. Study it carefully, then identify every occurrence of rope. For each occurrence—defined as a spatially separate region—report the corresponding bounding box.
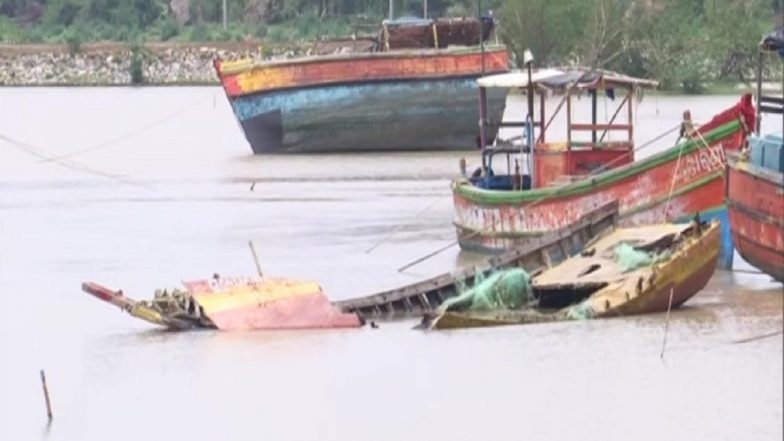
[659,114,743,220]
[365,197,444,254]
[0,133,153,189]
[36,92,215,164]
[662,137,686,221]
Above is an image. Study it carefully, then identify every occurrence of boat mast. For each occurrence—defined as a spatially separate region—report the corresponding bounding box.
[524,49,535,188]
[478,0,485,73]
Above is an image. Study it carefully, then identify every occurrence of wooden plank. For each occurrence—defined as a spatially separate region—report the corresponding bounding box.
[570,124,631,131]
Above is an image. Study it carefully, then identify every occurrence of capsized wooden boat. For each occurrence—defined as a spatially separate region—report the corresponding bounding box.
[83,275,363,331]
[725,33,784,283]
[453,65,756,269]
[334,201,619,319]
[425,217,720,330]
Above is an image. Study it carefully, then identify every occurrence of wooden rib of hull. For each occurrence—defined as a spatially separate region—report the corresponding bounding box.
[452,98,755,269]
[726,156,784,282]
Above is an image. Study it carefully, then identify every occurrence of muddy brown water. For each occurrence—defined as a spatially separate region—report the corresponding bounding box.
[1,88,781,440]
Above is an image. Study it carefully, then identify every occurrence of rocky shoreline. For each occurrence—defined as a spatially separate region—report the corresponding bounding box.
[0,41,362,86]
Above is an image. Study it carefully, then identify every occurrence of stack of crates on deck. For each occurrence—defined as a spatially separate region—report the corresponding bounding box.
[749,133,784,173]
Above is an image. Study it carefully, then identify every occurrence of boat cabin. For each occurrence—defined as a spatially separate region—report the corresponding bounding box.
[472,67,658,190]
[749,29,784,173]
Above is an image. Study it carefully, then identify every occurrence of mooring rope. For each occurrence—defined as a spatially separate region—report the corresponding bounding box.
[0,132,153,189]
[36,91,216,164]
[662,138,687,221]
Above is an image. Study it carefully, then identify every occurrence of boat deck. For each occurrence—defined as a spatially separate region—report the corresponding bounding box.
[533,223,693,288]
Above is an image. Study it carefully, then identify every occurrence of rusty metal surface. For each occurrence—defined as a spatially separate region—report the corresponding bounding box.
[727,154,784,281]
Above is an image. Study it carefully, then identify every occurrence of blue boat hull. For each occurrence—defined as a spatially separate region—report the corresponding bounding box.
[675,205,734,270]
[228,77,507,154]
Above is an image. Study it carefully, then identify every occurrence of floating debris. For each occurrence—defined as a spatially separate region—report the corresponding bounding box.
[83,275,363,331]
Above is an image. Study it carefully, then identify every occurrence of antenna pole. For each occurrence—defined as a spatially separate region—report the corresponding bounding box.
[479,0,485,73]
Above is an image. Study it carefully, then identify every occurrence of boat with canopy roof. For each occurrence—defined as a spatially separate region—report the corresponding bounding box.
[451,58,756,270]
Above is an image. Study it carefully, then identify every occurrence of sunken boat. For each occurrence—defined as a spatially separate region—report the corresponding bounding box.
[82,275,362,331]
[213,16,509,154]
[334,202,620,319]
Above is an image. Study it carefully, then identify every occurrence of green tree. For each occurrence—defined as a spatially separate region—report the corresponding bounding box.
[702,0,770,82]
[498,0,591,67]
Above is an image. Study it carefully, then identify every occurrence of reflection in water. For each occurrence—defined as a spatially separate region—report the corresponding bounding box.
[0,88,781,441]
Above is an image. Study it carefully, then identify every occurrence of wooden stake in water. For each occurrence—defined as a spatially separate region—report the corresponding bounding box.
[249,241,263,278]
[660,288,675,359]
[40,369,52,421]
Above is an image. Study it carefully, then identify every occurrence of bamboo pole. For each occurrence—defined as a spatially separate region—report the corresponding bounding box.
[40,370,53,421]
[248,241,263,278]
[660,288,674,359]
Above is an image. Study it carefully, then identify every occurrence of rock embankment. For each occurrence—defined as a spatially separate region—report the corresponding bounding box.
[0,41,364,86]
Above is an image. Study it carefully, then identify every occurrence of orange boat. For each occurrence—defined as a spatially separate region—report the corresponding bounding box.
[82,275,362,331]
[725,31,784,282]
[452,66,755,270]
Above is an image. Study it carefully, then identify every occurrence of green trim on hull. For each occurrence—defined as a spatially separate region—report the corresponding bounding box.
[453,119,742,204]
[454,172,723,239]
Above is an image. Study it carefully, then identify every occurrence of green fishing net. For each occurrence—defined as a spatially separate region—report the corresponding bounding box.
[613,243,671,273]
[438,268,533,313]
[565,302,595,320]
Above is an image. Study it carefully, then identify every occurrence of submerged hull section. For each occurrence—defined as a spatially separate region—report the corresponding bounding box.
[82,276,363,331]
[185,277,363,330]
[233,78,506,153]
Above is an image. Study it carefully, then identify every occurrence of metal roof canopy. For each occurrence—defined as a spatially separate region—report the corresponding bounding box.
[477,67,658,91]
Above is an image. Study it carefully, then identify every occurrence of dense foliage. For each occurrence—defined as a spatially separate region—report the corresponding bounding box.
[0,0,780,91]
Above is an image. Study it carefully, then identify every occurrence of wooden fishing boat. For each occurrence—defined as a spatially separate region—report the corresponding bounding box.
[83,275,362,331]
[334,201,619,319]
[213,16,509,154]
[725,31,784,282]
[426,217,720,330]
[452,65,756,270]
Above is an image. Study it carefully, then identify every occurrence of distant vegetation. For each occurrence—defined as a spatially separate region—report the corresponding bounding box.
[0,0,780,92]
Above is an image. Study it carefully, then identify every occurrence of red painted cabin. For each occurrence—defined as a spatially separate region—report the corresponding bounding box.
[474,68,658,190]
